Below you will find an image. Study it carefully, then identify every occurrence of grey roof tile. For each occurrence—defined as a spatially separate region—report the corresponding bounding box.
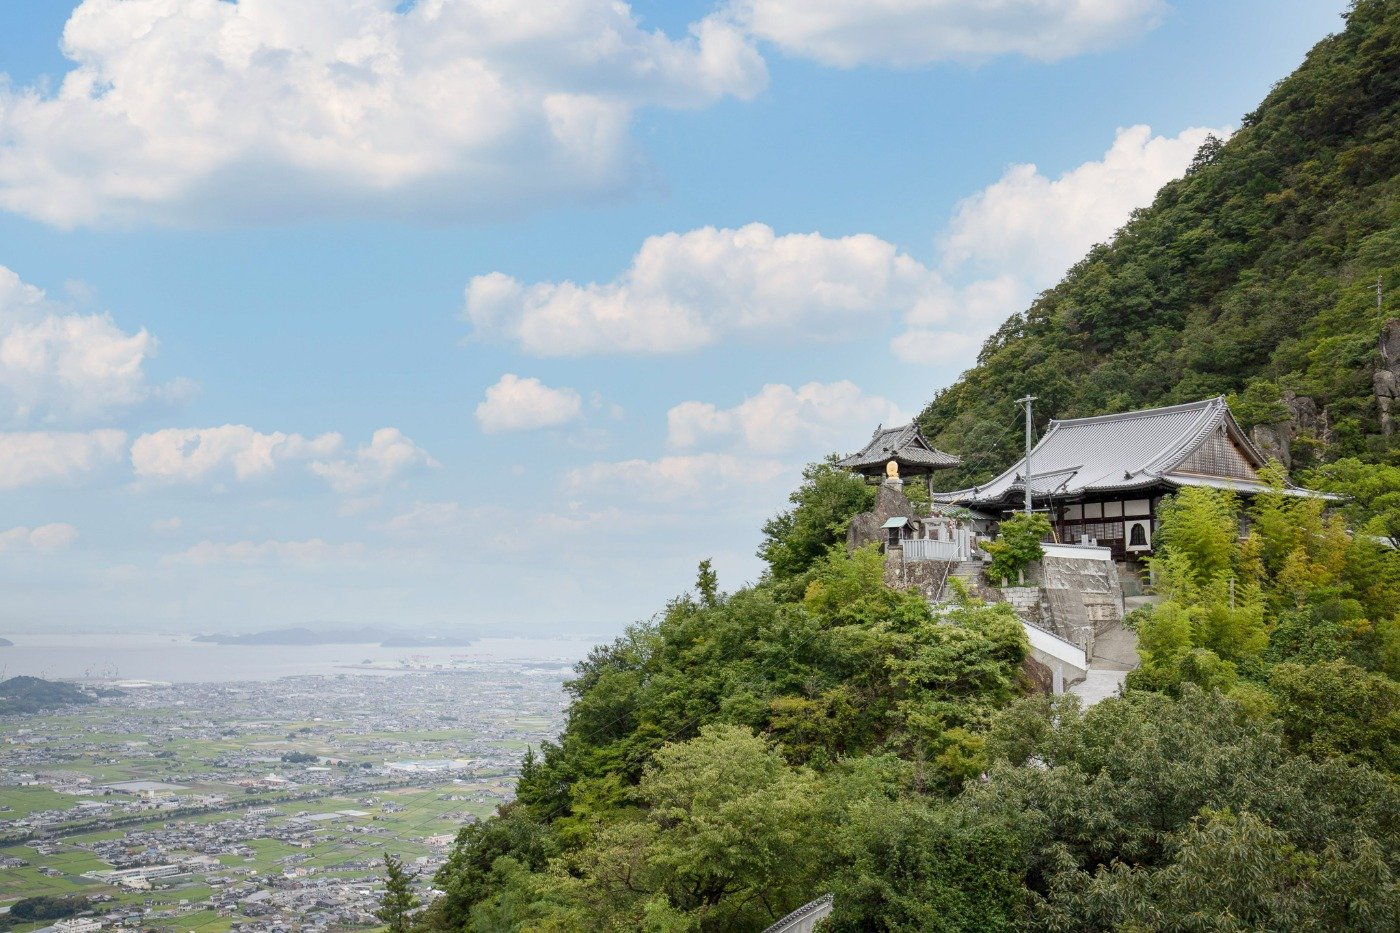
[836,423,960,471]
[934,397,1314,507]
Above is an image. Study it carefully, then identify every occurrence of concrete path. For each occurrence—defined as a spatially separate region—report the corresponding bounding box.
[1069,618,1139,707]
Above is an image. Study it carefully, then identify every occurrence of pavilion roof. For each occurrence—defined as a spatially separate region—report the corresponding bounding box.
[835,423,961,474]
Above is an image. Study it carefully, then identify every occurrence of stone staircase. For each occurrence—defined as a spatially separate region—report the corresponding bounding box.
[948,559,983,586]
[932,559,984,603]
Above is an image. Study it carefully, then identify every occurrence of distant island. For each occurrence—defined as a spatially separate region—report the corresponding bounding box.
[194,626,475,647]
[0,636,12,646]
[0,676,116,715]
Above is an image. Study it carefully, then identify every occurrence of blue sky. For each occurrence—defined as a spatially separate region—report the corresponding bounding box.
[0,0,1348,637]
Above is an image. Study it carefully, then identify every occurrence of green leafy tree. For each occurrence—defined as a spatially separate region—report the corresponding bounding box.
[1152,487,1239,590]
[376,852,420,933]
[980,512,1050,585]
[1047,808,1399,931]
[1309,457,1400,548]
[759,457,874,580]
[695,559,720,609]
[1269,658,1400,770]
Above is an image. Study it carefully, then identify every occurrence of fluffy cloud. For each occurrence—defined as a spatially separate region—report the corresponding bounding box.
[0,429,126,489]
[467,125,1218,361]
[131,424,434,490]
[167,538,366,566]
[131,425,342,483]
[0,0,766,227]
[940,124,1224,282]
[0,266,187,424]
[567,452,786,502]
[466,223,937,355]
[475,374,583,433]
[729,0,1163,67]
[668,381,904,456]
[307,428,438,493]
[894,124,1227,361]
[0,523,80,554]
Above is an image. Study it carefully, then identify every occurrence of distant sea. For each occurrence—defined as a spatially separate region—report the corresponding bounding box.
[0,632,598,683]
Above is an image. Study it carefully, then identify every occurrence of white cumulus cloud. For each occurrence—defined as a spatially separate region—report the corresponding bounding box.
[0,265,189,425]
[0,523,80,554]
[0,429,127,489]
[940,124,1225,282]
[567,452,786,502]
[307,427,438,493]
[729,0,1163,67]
[0,0,766,227]
[475,374,583,433]
[894,124,1228,361]
[465,126,1219,362]
[668,381,905,456]
[379,501,463,538]
[131,425,343,483]
[466,223,937,356]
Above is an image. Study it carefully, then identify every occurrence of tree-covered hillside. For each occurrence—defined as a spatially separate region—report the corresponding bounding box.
[414,464,1398,931]
[415,5,1400,931]
[921,0,1400,486]
[0,676,98,715]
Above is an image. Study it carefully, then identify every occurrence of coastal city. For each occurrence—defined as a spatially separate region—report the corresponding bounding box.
[0,661,574,932]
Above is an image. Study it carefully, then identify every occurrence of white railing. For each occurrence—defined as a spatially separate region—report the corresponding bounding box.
[900,531,972,562]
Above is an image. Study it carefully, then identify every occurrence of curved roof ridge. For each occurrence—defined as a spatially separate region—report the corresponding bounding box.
[1130,396,1228,476]
[1047,396,1221,429]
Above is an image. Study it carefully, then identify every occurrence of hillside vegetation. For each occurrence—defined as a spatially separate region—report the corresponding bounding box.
[920,0,1400,485]
[0,676,98,716]
[413,4,1400,931]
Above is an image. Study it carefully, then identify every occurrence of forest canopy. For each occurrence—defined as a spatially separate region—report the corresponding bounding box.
[419,4,1400,930]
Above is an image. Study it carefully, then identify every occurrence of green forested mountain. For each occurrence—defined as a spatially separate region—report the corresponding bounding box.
[0,676,98,715]
[416,5,1400,931]
[921,0,1400,486]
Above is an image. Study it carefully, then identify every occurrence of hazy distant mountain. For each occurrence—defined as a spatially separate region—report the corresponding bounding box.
[194,626,474,647]
[0,636,13,646]
[0,676,100,715]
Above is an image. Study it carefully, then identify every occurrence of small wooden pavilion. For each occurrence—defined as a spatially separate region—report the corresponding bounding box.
[835,423,961,492]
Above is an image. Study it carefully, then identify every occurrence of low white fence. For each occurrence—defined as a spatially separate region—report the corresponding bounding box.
[900,529,973,562]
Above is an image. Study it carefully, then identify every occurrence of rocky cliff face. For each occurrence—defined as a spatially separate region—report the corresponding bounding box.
[847,479,916,551]
[1250,390,1332,468]
[1376,317,1400,437]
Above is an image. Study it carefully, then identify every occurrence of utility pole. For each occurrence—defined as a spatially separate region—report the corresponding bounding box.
[1015,395,1037,515]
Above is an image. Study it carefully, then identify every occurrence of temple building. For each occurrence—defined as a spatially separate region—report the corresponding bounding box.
[932,396,1322,562]
[834,422,961,492]
[839,424,976,563]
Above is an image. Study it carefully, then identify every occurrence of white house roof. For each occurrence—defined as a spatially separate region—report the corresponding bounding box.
[935,396,1318,508]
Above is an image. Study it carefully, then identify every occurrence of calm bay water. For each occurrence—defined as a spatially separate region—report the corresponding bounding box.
[0,632,597,683]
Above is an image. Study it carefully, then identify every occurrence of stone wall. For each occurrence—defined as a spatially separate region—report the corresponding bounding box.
[1017,553,1126,653]
[999,586,1042,624]
[883,550,956,601]
[1030,556,1123,623]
